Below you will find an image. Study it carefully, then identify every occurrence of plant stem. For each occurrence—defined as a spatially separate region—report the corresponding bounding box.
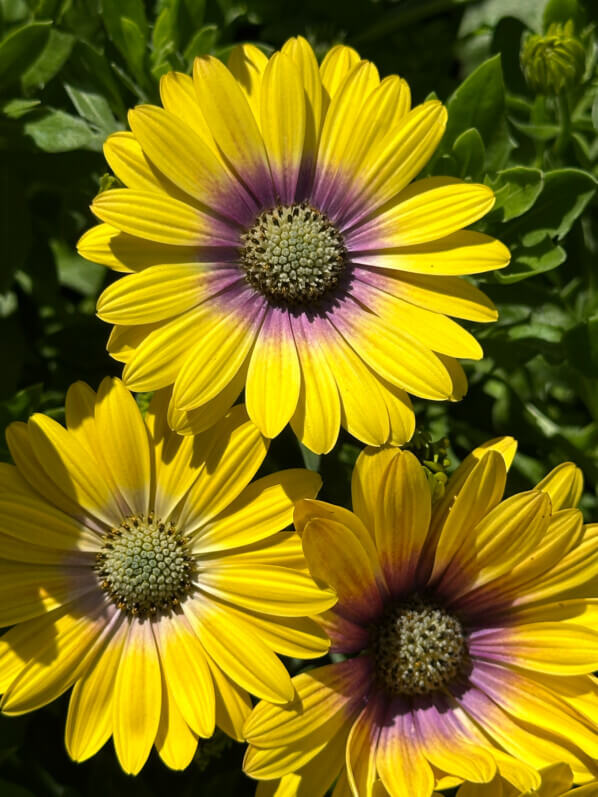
[554,92,571,157]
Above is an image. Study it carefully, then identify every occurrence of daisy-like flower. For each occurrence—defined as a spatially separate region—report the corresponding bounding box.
[244,440,598,795]
[0,378,335,774]
[78,37,510,454]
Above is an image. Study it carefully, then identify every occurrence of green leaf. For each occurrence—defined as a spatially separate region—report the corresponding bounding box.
[183,24,219,63]
[505,168,596,246]
[563,316,598,378]
[495,236,566,284]
[0,98,40,118]
[65,41,127,121]
[64,84,119,134]
[23,108,97,152]
[0,170,31,291]
[592,93,598,132]
[20,28,74,93]
[442,55,512,171]
[50,239,105,296]
[509,118,561,141]
[486,166,543,222]
[452,128,485,180]
[101,0,148,84]
[0,21,51,93]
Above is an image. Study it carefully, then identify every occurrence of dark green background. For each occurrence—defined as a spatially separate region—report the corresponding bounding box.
[1,0,598,793]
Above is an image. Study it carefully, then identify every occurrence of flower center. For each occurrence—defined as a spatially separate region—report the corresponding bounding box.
[95,513,195,618]
[240,202,347,305]
[371,596,466,696]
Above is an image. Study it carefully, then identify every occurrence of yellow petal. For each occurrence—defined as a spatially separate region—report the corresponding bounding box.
[346,700,381,797]
[208,657,252,741]
[1,595,105,714]
[376,708,435,797]
[122,301,225,392]
[246,309,301,438]
[227,43,269,122]
[354,231,511,276]
[97,263,210,325]
[281,36,323,164]
[349,178,495,249]
[93,377,151,516]
[351,446,402,534]
[376,377,415,445]
[536,462,583,511]
[128,105,254,224]
[243,660,368,746]
[188,469,321,553]
[377,270,498,322]
[290,313,341,455]
[302,517,383,624]
[193,55,274,204]
[319,45,361,104]
[172,293,265,411]
[28,412,122,526]
[113,619,162,775]
[65,616,128,762]
[318,322,390,445]
[154,613,215,737]
[174,404,269,533]
[104,131,188,201]
[340,101,447,225]
[183,596,294,703]
[155,673,198,770]
[331,295,453,399]
[77,222,200,272]
[199,562,336,617]
[159,71,218,153]
[91,188,238,247]
[430,450,507,584]
[167,366,246,436]
[375,451,431,594]
[260,51,306,202]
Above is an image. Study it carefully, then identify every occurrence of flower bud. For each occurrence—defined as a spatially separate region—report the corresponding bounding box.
[521,20,585,94]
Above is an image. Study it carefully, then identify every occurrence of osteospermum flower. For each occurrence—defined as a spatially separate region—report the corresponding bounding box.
[78,37,510,453]
[244,440,598,795]
[0,378,335,774]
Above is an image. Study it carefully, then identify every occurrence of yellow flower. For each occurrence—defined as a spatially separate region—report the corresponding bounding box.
[456,763,598,796]
[79,37,510,454]
[0,378,335,774]
[244,440,598,795]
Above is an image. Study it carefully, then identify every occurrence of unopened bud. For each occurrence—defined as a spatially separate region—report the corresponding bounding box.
[521,21,585,95]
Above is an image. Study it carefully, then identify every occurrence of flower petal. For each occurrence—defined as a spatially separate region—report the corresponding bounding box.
[65,615,128,762]
[374,450,431,595]
[172,291,266,412]
[91,188,239,247]
[94,377,151,516]
[536,462,583,511]
[208,657,253,741]
[155,674,198,770]
[260,52,306,204]
[246,308,301,438]
[199,563,336,617]
[352,230,510,275]
[189,469,321,553]
[227,44,268,121]
[243,659,371,746]
[113,619,162,775]
[183,596,293,704]
[302,516,384,624]
[290,312,341,455]
[154,612,215,737]
[128,105,255,225]
[346,697,384,797]
[193,55,275,206]
[376,700,435,797]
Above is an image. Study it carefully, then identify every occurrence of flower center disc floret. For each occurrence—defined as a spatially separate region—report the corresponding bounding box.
[95,513,195,618]
[240,202,347,306]
[372,596,467,696]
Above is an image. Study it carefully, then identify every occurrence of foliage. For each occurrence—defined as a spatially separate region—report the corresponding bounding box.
[0,0,597,793]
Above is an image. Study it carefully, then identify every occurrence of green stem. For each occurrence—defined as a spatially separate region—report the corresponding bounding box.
[554,92,571,156]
